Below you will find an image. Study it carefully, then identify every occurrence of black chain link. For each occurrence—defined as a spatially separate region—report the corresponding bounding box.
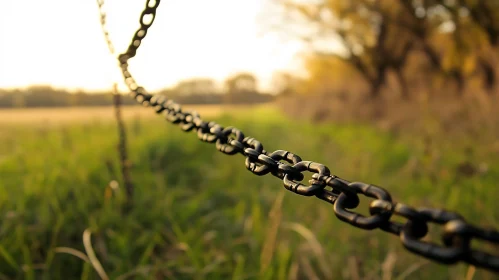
[97,0,499,273]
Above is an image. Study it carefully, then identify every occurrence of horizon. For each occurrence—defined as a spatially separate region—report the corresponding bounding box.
[0,82,277,94]
[0,0,308,93]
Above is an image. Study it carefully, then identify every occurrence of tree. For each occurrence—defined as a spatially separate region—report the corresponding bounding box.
[397,0,498,94]
[272,0,415,99]
[270,71,305,96]
[173,78,218,96]
[440,0,499,93]
[224,72,258,103]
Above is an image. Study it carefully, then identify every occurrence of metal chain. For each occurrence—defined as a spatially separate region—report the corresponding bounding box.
[97,0,499,273]
[96,0,115,55]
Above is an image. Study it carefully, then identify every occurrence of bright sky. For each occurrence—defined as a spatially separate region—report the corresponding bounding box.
[0,0,304,92]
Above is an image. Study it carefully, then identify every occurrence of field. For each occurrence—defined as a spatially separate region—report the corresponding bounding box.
[0,105,258,125]
[0,104,498,279]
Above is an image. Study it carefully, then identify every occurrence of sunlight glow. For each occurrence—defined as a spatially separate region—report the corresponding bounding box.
[0,0,303,92]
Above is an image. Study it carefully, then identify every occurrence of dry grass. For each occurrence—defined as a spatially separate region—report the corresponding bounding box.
[277,91,499,141]
[0,104,272,126]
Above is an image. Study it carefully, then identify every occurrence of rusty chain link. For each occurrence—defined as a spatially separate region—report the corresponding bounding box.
[96,0,499,273]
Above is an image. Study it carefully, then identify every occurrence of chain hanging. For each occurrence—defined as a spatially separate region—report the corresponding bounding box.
[96,0,499,273]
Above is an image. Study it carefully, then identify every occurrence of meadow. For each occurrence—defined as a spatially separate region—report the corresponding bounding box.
[0,105,252,125]
[0,104,498,279]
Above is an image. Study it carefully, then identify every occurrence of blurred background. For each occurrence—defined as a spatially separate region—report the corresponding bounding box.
[0,0,498,279]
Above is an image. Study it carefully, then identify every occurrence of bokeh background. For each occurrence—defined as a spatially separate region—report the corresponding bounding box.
[0,0,498,279]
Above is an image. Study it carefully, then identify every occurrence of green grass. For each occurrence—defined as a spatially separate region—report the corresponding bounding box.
[0,107,498,279]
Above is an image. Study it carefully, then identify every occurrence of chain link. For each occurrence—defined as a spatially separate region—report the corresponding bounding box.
[96,0,499,273]
[96,0,115,55]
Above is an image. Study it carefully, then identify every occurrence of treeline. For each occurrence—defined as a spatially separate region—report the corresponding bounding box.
[0,73,274,108]
[270,0,499,99]
[0,87,137,108]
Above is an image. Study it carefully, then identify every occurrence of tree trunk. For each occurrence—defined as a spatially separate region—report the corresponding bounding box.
[451,71,465,96]
[422,44,441,70]
[369,80,383,100]
[365,65,387,100]
[480,60,496,95]
[395,70,409,100]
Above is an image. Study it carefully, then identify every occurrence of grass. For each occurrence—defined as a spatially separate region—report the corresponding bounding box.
[0,105,498,279]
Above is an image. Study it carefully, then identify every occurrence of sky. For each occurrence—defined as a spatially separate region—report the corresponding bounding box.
[0,0,305,93]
